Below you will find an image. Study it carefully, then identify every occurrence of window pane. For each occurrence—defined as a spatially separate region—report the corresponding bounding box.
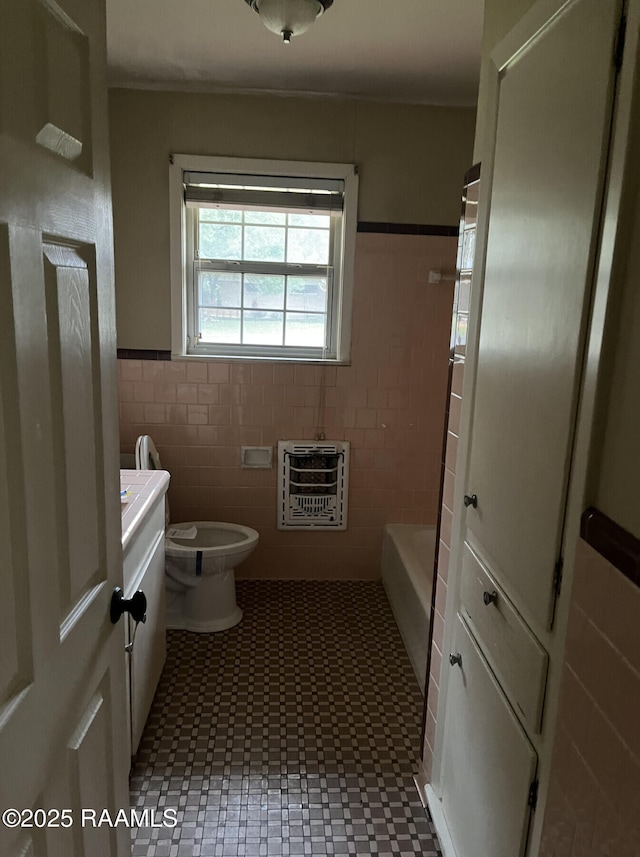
[287,227,330,264]
[244,274,285,310]
[245,211,286,225]
[287,276,327,313]
[243,311,284,345]
[200,208,242,223]
[244,225,285,262]
[199,308,241,343]
[199,272,241,307]
[199,222,242,259]
[285,312,326,347]
[288,213,330,228]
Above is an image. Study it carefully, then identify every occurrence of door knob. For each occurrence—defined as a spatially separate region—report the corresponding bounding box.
[483,590,498,607]
[110,587,147,625]
[449,653,462,668]
[464,493,478,508]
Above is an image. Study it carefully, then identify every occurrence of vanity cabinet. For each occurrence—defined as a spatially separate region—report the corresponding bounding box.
[124,511,165,756]
[121,470,169,758]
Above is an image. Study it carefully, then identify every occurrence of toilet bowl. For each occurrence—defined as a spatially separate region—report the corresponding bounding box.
[165,521,258,632]
[134,435,259,632]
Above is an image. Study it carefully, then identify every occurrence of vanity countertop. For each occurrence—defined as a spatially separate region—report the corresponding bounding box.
[120,469,170,552]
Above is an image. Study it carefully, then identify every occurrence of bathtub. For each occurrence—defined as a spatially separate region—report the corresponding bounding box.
[381,524,436,692]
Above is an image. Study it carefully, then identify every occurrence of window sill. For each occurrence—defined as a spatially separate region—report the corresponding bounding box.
[171,352,351,366]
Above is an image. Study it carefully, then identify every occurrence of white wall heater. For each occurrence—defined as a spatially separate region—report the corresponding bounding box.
[277,440,350,530]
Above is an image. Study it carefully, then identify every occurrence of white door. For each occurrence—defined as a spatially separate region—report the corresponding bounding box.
[464,0,623,633]
[0,1,130,855]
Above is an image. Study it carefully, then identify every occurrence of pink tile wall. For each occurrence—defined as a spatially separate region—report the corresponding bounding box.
[422,288,467,777]
[422,361,462,779]
[422,177,476,778]
[118,232,456,580]
[540,538,640,856]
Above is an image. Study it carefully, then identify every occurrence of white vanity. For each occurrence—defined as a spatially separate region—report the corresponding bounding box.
[120,469,170,759]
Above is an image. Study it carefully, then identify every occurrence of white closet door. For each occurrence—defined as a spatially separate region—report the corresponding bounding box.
[441,615,537,857]
[465,0,622,632]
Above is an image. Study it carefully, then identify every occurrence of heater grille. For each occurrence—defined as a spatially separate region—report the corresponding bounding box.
[277,441,350,529]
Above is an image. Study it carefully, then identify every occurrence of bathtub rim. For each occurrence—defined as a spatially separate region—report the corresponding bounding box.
[384,523,436,615]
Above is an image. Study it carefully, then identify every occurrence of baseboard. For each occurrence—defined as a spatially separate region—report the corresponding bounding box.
[413,762,429,808]
[425,784,457,857]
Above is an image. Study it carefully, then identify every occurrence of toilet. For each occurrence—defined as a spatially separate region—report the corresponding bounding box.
[134,435,259,632]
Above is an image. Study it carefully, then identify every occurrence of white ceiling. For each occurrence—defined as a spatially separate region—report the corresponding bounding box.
[107,0,484,106]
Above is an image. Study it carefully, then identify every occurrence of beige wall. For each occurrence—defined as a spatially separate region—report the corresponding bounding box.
[108,88,475,349]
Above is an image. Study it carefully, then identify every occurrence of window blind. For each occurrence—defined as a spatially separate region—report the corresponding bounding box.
[183,171,344,213]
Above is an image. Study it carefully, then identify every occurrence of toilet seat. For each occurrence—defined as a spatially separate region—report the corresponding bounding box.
[165,521,259,558]
[135,434,170,527]
[135,434,162,470]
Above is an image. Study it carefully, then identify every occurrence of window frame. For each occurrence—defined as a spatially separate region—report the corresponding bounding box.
[169,154,358,363]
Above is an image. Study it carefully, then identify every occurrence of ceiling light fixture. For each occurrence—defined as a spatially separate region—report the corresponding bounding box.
[244,0,334,44]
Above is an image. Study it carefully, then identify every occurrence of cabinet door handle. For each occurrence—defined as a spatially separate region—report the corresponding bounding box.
[449,653,462,668]
[464,493,478,508]
[483,590,499,607]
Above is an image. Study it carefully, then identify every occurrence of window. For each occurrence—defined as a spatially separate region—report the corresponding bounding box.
[170,155,358,361]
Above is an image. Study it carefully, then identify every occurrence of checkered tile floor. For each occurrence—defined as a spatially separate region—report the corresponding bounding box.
[130,580,441,856]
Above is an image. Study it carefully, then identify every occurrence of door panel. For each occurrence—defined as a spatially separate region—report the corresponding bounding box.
[442,615,537,857]
[34,0,93,172]
[0,243,34,709]
[69,687,118,855]
[465,0,621,631]
[0,2,128,854]
[43,241,103,619]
